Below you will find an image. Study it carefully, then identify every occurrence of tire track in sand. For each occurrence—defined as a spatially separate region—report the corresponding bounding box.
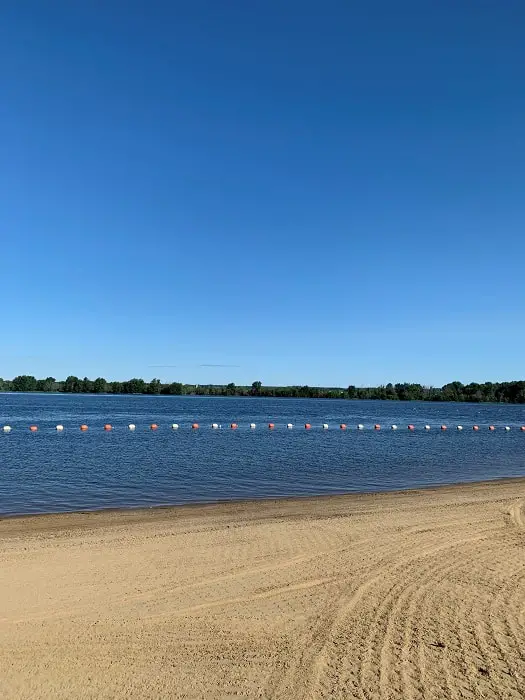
[509,500,525,530]
[369,537,492,700]
[2,484,525,700]
[301,535,491,700]
[294,513,519,700]
[447,545,524,699]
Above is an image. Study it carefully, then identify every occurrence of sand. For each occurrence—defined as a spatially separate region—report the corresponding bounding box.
[0,480,524,699]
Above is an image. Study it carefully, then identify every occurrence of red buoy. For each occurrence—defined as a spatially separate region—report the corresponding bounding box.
[80,424,88,431]
[104,424,112,431]
[489,425,495,431]
[305,423,311,430]
[374,424,381,430]
[230,423,238,430]
[192,423,199,429]
[441,425,447,431]
[340,423,347,430]
[268,423,275,429]
[150,423,158,430]
[29,425,38,432]
[473,425,479,431]
[520,426,525,432]
[408,424,415,431]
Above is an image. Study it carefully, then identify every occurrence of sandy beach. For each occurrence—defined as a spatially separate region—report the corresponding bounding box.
[0,480,524,699]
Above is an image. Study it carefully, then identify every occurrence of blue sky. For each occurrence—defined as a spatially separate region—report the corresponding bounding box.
[1,1,524,387]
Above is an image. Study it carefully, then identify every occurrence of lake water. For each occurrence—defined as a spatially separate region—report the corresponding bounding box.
[0,393,524,515]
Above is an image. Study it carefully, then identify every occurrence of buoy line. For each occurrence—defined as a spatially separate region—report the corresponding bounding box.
[1,423,524,433]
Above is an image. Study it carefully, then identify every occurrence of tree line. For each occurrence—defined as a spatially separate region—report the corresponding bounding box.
[1,376,525,403]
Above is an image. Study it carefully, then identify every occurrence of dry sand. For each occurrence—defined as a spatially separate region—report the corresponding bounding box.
[0,480,524,699]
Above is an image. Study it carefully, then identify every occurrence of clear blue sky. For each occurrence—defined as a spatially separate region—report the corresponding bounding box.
[1,1,524,387]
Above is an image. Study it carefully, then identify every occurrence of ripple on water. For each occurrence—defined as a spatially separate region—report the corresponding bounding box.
[0,394,524,514]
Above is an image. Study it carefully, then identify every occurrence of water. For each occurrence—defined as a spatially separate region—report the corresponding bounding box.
[0,393,524,515]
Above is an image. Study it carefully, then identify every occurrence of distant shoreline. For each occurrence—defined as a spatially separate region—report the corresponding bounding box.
[1,388,525,405]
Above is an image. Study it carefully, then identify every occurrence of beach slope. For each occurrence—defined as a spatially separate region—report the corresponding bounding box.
[1,480,524,699]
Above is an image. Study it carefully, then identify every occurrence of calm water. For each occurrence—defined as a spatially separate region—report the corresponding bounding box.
[0,393,524,515]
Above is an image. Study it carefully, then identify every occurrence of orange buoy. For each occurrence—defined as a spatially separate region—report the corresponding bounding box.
[104,424,112,431]
[340,423,347,430]
[230,423,238,430]
[374,424,380,430]
[441,425,447,431]
[29,425,38,432]
[150,423,158,430]
[305,423,311,430]
[80,424,88,431]
[488,425,495,431]
[408,424,415,431]
[473,425,479,431]
[192,423,199,429]
[268,423,275,429]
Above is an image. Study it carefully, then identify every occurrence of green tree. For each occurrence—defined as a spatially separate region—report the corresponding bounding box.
[63,375,82,393]
[82,377,94,393]
[463,382,483,402]
[92,377,107,393]
[515,382,525,403]
[148,378,162,394]
[7,374,525,403]
[36,376,55,392]
[356,387,372,399]
[124,378,146,394]
[480,383,496,403]
[384,383,398,400]
[441,381,464,402]
[396,383,424,401]
[166,382,183,395]
[12,375,38,392]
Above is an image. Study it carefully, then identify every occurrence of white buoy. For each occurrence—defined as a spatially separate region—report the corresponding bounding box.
[250,423,256,429]
[425,425,431,430]
[128,424,136,431]
[357,424,364,430]
[56,424,64,431]
[457,425,463,431]
[505,426,511,431]
[212,423,219,429]
[322,423,329,429]
[391,424,398,430]
[287,423,293,429]
[171,423,179,430]
[3,425,12,433]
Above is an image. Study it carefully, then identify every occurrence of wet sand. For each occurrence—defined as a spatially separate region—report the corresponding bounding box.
[1,479,524,699]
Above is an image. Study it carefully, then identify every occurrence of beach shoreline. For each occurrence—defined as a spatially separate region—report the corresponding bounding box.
[1,474,525,528]
[1,478,524,699]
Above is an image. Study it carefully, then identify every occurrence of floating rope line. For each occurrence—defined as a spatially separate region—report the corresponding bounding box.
[2,423,525,432]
